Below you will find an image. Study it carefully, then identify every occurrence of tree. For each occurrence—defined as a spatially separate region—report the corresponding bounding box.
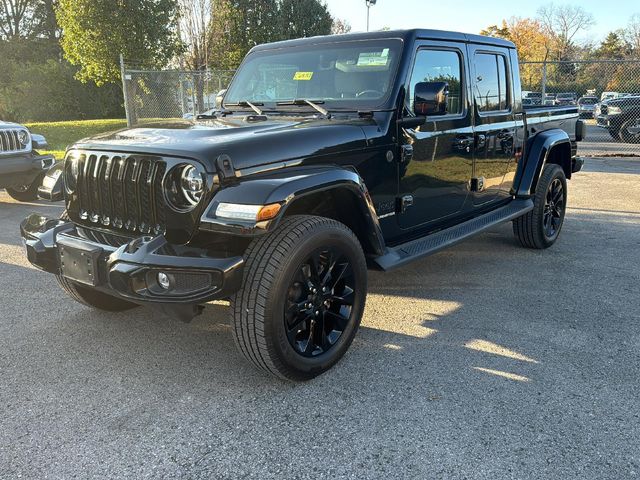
[331,17,351,35]
[277,0,332,40]
[208,0,279,70]
[56,0,181,85]
[593,31,630,60]
[536,3,594,61]
[0,0,56,39]
[623,13,640,54]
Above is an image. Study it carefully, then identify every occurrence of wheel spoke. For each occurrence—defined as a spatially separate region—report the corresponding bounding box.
[330,286,354,306]
[326,310,350,332]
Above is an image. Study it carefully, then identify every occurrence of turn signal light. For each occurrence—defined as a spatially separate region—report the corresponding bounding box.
[256,203,282,222]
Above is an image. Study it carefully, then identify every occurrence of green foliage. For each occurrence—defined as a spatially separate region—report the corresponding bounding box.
[25,119,127,158]
[56,0,182,85]
[0,38,124,122]
[209,0,333,70]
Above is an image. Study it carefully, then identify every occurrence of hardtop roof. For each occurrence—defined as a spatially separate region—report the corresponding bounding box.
[250,29,516,52]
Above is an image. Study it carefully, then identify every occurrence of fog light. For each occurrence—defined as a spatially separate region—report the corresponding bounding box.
[157,272,171,290]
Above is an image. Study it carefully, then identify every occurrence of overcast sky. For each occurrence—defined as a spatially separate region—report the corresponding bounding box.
[324,0,639,42]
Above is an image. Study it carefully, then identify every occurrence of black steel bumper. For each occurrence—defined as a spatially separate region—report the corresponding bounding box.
[20,214,244,306]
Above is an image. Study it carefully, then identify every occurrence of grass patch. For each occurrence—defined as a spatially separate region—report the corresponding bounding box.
[25,119,127,160]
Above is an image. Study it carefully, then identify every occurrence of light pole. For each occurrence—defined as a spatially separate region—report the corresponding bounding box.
[366,0,377,32]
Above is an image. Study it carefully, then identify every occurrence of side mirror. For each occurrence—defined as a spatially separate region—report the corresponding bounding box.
[30,133,48,150]
[414,81,449,116]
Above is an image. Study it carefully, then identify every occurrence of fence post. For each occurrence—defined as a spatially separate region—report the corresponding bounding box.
[120,54,133,127]
[541,61,547,101]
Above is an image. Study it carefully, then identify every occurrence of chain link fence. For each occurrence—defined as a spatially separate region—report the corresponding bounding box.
[120,64,235,126]
[121,59,640,157]
[521,59,640,157]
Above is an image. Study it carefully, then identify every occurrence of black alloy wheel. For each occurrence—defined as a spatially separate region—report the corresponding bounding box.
[542,178,565,239]
[284,246,357,358]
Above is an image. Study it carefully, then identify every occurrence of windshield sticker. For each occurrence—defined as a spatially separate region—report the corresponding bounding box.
[293,71,314,81]
[357,49,390,67]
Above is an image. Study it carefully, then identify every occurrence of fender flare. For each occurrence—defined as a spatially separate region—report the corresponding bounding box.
[199,165,386,255]
[37,161,64,202]
[513,128,571,197]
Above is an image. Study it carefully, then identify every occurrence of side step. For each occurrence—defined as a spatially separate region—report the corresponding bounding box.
[373,199,534,271]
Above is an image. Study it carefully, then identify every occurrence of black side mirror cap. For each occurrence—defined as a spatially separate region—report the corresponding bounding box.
[414,81,449,116]
[31,133,49,150]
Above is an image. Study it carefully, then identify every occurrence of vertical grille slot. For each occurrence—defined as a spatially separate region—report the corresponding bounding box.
[71,151,169,235]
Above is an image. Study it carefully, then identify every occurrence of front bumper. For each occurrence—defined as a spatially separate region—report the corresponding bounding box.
[20,214,244,306]
[0,152,55,188]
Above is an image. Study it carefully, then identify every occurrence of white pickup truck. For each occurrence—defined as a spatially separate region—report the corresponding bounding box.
[0,121,55,201]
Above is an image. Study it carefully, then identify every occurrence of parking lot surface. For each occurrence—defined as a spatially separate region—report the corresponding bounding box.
[1,157,639,479]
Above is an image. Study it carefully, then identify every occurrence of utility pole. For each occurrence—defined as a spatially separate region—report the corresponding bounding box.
[366,0,377,32]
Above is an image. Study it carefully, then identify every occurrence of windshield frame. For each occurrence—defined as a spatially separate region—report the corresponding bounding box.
[223,38,405,112]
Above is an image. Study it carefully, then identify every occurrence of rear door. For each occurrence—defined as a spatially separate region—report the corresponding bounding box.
[468,45,518,206]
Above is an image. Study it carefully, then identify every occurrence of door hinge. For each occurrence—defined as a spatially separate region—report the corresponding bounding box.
[397,195,414,213]
[400,144,414,163]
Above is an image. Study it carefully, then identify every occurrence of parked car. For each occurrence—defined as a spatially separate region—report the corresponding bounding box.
[22,29,584,380]
[596,95,640,143]
[577,96,598,118]
[0,121,55,201]
[555,92,577,106]
[524,92,542,105]
[544,93,556,106]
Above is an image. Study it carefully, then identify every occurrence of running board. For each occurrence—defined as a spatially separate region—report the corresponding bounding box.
[374,199,534,271]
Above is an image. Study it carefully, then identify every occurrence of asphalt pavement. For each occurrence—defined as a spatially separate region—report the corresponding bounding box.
[1,157,639,479]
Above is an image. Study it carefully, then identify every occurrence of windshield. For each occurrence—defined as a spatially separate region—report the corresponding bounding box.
[224,39,403,111]
[579,97,597,105]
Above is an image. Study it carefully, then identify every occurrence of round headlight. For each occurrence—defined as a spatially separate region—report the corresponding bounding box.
[18,130,30,146]
[181,165,205,204]
[165,164,206,211]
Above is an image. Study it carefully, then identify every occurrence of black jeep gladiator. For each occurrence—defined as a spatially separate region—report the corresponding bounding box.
[21,30,585,381]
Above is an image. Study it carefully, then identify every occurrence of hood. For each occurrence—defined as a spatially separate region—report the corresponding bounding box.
[72,115,373,173]
[0,120,24,129]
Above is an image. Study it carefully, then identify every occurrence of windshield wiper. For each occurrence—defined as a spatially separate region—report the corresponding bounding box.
[224,101,263,115]
[277,99,331,118]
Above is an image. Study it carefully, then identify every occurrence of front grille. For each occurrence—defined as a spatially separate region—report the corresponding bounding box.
[72,152,168,235]
[0,129,28,154]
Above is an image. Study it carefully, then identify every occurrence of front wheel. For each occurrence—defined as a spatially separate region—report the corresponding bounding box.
[230,215,367,381]
[619,117,640,144]
[5,173,44,202]
[513,164,567,249]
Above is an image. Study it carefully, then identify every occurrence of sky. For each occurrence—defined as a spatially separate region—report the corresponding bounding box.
[324,0,640,42]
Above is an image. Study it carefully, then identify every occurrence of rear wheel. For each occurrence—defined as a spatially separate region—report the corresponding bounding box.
[230,215,367,381]
[619,117,640,144]
[513,164,567,249]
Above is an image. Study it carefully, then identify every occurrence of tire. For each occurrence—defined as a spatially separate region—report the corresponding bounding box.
[56,210,138,312]
[56,275,138,311]
[230,215,367,381]
[5,173,44,202]
[513,164,567,249]
[619,117,640,144]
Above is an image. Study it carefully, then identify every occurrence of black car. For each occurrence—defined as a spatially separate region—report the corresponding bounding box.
[596,96,640,143]
[22,29,584,381]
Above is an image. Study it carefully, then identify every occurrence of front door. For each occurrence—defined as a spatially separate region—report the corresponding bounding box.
[398,42,473,230]
[468,46,517,205]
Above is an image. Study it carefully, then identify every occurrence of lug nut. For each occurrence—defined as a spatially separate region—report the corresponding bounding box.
[315,310,320,316]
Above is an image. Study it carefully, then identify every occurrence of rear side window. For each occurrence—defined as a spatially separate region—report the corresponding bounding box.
[474,53,510,113]
[409,49,463,115]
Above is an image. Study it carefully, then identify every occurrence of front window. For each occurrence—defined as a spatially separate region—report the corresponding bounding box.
[224,40,403,111]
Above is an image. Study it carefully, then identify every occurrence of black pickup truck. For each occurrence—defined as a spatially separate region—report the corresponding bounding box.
[22,30,585,381]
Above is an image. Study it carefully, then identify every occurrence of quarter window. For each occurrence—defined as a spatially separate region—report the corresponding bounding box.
[474,53,510,112]
[409,49,463,115]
